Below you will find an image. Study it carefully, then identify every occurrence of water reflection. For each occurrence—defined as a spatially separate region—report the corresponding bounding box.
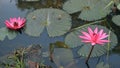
[16,0,65,10]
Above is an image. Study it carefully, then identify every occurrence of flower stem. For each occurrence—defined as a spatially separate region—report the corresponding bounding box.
[85,46,94,64]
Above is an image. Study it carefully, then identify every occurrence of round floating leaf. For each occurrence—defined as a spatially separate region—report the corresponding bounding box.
[65,24,117,57]
[79,4,110,21]
[96,62,110,68]
[112,15,120,26]
[0,27,17,41]
[63,0,111,21]
[25,8,71,37]
[78,0,111,21]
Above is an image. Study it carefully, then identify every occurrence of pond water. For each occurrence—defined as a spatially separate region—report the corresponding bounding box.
[0,0,120,68]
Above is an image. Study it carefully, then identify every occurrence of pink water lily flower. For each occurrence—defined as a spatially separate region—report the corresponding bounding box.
[79,27,110,46]
[5,17,26,30]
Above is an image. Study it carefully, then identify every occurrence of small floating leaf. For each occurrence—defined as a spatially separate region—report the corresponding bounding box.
[0,27,17,41]
[25,8,71,37]
[65,24,117,57]
[112,15,120,26]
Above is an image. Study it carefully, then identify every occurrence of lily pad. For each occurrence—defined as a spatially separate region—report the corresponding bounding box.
[63,0,84,14]
[63,0,111,21]
[112,15,120,26]
[0,27,17,41]
[25,8,71,37]
[96,62,110,68]
[65,24,117,57]
[117,4,120,10]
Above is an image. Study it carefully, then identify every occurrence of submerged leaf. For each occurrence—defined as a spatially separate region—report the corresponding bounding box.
[25,8,71,37]
[65,24,117,57]
[49,41,69,62]
[112,15,120,26]
[54,41,69,48]
[53,48,74,67]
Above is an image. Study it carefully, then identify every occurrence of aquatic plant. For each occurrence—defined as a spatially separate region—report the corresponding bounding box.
[5,17,26,30]
[79,27,110,46]
[79,27,110,63]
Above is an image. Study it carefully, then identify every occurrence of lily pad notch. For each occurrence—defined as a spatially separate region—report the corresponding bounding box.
[25,8,72,37]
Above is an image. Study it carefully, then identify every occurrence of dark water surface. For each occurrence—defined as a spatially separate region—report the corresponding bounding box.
[0,0,120,68]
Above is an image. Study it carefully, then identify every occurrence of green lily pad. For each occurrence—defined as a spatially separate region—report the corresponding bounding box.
[112,15,120,26]
[65,24,117,57]
[117,4,120,10]
[25,8,71,37]
[63,0,111,21]
[63,0,84,14]
[96,62,110,68]
[0,27,17,41]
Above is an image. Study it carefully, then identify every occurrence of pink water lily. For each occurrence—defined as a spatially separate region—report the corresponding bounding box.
[79,27,110,46]
[5,17,26,30]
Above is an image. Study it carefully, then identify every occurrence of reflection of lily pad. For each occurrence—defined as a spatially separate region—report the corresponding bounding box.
[96,62,110,68]
[0,27,17,41]
[63,0,111,21]
[112,15,120,26]
[25,8,71,37]
[65,24,117,57]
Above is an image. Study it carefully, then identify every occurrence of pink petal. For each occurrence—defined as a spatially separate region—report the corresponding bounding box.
[81,40,91,43]
[13,18,17,22]
[81,31,91,39]
[5,22,13,29]
[98,29,103,37]
[88,27,93,36]
[98,40,110,43]
[79,35,90,40]
[18,17,21,20]
[94,27,98,34]
[10,18,14,23]
[100,34,109,39]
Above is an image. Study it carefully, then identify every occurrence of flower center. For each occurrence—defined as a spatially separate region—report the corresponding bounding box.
[14,22,18,27]
[92,33,98,42]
